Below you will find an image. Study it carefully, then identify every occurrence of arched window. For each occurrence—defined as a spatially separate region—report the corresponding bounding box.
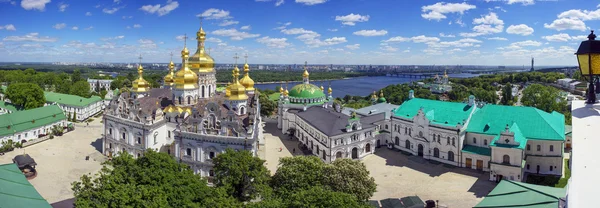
[186,148,192,156]
[437,135,440,142]
[409,128,412,136]
[484,139,488,146]
[365,143,371,153]
[322,150,326,160]
[178,97,182,104]
[240,107,245,115]
[109,128,112,135]
[527,164,530,170]
[187,96,191,104]
[452,138,455,146]
[208,85,212,97]
[405,127,407,134]
[137,137,141,144]
[503,155,510,164]
[550,166,553,171]
[209,152,215,159]
[550,145,554,152]
[202,85,205,98]
[473,137,477,144]
[448,151,454,161]
[395,137,399,145]
[385,124,389,129]
[447,136,450,145]
[434,148,439,158]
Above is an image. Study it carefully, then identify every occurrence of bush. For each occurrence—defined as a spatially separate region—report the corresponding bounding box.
[49,135,55,139]
[87,118,94,122]
[0,140,15,153]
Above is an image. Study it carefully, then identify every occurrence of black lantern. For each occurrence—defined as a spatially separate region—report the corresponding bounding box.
[575,30,600,103]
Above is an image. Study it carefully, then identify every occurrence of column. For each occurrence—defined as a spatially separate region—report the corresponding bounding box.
[175,142,180,157]
[197,146,202,162]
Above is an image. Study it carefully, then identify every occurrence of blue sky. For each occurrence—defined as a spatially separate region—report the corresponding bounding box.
[0,0,598,65]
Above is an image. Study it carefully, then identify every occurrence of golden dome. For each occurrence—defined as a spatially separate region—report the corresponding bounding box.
[444,70,448,78]
[188,26,215,73]
[174,63,199,90]
[303,69,310,78]
[132,64,151,93]
[183,107,192,115]
[239,61,255,91]
[320,85,324,91]
[164,105,176,113]
[371,91,377,99]
[284,88,289,96]
[279,85,284,93]
[225,82,231,97]
[163,61,175,86]
[328,86,332,94]
[227,66,248,101]
[181,47,189,57]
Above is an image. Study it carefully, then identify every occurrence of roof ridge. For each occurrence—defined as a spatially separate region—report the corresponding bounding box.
[505,180,561,200]
[533,108,563,139]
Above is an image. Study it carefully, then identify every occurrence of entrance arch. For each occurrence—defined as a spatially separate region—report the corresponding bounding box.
[336,151,343,160]
[418,144,424,157]
[405,140,411,150]
[365,143,371,153]
[448,151,455,162]
[434,148,439,158]
[352,147,358,159]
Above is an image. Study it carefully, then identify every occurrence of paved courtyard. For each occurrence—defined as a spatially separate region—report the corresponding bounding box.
[0,118,105,204]
[262,120,496,208]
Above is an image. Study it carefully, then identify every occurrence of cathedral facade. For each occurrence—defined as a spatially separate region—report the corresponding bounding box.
[102,23,262,179]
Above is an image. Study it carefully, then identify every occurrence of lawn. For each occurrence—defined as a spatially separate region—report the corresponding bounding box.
[268,93,280,101]
[525,159,570,188]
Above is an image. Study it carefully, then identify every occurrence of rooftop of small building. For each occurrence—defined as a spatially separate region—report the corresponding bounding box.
[45,91,102,107]
[474,180,565,208]
[0,105,66,136]
[296,106,384,137]
[0,163,52,208]
[0,100,23,112]
[355,102,399,120]
[393,98,474,127]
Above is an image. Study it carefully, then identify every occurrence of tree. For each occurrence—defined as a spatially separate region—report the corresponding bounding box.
[573,70,582,81]
[500,83,514,106]
[67,112,71,122]
[72,111,77,122]
[212,148,271,202]
[521,84,560,113]
[6,83,46,110]
[259,93,277,117]
[72,150,240,207]
[70,81,92,98]
[325,159,377,202]
[71,69,82,83]
[286,186,370,208]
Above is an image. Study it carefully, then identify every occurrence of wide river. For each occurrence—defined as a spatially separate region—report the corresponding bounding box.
[254,73,479,98]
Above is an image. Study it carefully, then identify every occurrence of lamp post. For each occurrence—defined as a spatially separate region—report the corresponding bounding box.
[575,30,600,104]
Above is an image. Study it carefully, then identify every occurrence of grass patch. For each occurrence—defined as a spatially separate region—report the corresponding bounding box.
[555,159,570,188]
[86,118,95,122]
[268,93,281,101]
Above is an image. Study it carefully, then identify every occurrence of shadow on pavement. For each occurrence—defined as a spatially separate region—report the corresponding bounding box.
[51,198,74,208]
[374,147,495,198]
[90,138,103,153]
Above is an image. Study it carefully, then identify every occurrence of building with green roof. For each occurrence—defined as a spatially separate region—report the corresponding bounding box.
[0,105,67,143]
[0,100,23,115]
[44,91,103,121]
[388,91,564,182]
[0,163,51,208]
[474,180,565,208]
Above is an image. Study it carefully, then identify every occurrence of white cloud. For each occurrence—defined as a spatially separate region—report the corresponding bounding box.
[403,50,410,53]
[206,37,222,43]
[542,33,588,42]
[510,40,542,47]
[346,44,360,50]
[84,26,93,30]
[487,37,508,41]
[0,24,16,31]
[175,35,187,41]
[219,20,239,26]
[459,12,504,37]
[199,8,231,19]
[103,7,124,14]
[473,12,504,25]
[139,0,179,16]
[506,24,534,36]
[21,0,50,11]
[240,25,251,30]
[411,35,440,43]
[3,33,57,42]
[295,0,327,5]
[439,33,455,38]
[138,39,157,49]
[280,28,346,47]
[133,24,142,28]
[101,35,125,41]
[85,12,92,16]
[212,28,260,40]
[122,16,133,19]
[353,30,388,37]
[383,36,411,43]
[256,36,290,48]
[273,22,291,30]
[421,2,476,21]
[544,18,586,31]
[327,28,338,32]
[507,0,534,5]
[281,28,315,35]
[256,0,285,6]
[335,13,369,26]
[469,50,481,55]
[58,2,68,12]
[380,45,398,52]
[53,23,66,30]
[71,26,78,30]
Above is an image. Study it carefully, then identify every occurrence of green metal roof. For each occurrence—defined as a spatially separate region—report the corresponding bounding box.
[467,104,564,141]
[44,91,102,107]
[288,83,326,100]
[489,123,528,149]
[474,180,565,208]
[393,98,474,127]
[0,100,23,112]
[0,105,66,136]
[461,145,491,156]
[0,163,51,208]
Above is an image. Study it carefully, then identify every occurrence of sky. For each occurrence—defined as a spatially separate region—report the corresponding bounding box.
[0,0,598,66]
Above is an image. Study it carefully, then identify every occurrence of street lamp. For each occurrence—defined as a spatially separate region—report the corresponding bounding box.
[575,30,600,104]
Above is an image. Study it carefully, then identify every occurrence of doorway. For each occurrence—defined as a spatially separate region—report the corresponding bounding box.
[536,165,540,174]
[352,147,358,159]
[476,160,484,171]
[466,158,472,169]
[417,144,424,157]
[376,140,380,148]
[496,175,503,183]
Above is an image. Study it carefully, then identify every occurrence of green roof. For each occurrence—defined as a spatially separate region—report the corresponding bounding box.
[44,91,102,107]
[0,163,51,208]
[393,98,474,127]
[0,100,23,112]
[474,180,565,208]
[467,105,565,141]
[461,145,491,156]
[377,97,387,103]
[0,105,67,136]
[489,123,528,149]
[288,83,326,100]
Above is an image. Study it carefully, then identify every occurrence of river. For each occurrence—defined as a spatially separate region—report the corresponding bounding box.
[254,73,479,98]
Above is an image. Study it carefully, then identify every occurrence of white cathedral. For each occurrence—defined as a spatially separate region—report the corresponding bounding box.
[102,23,262,179]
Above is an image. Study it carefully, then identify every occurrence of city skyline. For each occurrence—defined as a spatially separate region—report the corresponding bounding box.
[0,0,597,65]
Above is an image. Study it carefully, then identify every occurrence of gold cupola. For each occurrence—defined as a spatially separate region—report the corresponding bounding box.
[328,86,332,94]
[187,20,215,73]
[174,39,199,90]
[225,82,231,97]
[132,55,151,93]
[227,64,248,101]
[163,57,175,87]
[239,55,255,91]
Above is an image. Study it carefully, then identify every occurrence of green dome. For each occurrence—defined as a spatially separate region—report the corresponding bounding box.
[377,97,387,103]
[288,83,326,99]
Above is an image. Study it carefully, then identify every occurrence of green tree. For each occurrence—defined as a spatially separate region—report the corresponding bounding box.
[259,92,277,117]
[271,156,328,198]
[286,186,370,208]
[212,148,272,202]
[71,69,82,83]
[6,83,46,110]
[72,150,240,207]
[72,111,77,122]
[325,159,377,202]
[500,83,514,105]
[70,81,91,98]
[521,84,560,113]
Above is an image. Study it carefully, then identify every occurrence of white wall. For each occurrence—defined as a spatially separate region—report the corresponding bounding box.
[0,119,66,144]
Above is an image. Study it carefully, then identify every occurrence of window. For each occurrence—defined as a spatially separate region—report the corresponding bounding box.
[484,139,488,146]
[137,137,141,144]
[109,128,112,135]
[25,133,28,137]
[447,137,450,145]
[209,169,215,177]
[409,128,412,136]
[550,145,554,152]
[122,132,126,140]
[550,166,553,171]
[154,135,157,144]
[473,137,477,144]
[209,152,215,159]
[385,124,388,129]
[452,138,455,146]
[537,145,541,151]
[405,127,407,134]
[168,131,171,138]
[527,144,530,150]
[186,148,192,156]
[419,131,423,137]
[503,155,510,164]
[527,164,530,170]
